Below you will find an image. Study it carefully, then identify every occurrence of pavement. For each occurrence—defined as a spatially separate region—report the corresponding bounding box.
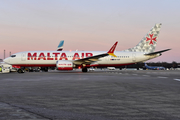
[0,70,180,120]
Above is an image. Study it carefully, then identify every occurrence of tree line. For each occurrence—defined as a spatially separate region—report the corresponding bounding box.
[122,61,180,69]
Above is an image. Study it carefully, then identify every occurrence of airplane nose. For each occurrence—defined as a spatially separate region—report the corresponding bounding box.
[3,58,10,64]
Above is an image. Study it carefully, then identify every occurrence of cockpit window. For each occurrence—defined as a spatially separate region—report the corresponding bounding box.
[11,55,16,57]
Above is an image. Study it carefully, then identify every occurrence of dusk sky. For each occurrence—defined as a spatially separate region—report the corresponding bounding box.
[0,0,179,62]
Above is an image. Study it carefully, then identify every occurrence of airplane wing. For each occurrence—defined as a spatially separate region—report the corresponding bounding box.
[73,42,118,65]
[144,49,171,55]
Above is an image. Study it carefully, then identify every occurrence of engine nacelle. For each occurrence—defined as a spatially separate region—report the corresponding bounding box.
[56,60,73,70]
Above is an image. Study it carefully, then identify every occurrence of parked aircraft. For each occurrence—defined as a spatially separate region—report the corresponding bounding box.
[4,23,170,73]
[144,63,165,70]
[57,40,64,51]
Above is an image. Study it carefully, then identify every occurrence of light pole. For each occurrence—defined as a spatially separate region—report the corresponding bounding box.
[4,50,5,59]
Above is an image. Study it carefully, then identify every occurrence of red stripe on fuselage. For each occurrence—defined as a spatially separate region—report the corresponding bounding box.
[11,64,56,67]
[11,63,135,68]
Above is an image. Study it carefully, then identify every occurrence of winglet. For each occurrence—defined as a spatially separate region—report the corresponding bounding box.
[107,41,118,57]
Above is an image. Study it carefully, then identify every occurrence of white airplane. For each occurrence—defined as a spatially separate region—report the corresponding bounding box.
[4,23,170,73]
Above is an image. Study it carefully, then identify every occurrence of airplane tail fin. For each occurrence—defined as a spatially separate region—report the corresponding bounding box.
[124,23,162,53]
[57,40,64,51]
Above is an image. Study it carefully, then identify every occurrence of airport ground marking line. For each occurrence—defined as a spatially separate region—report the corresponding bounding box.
[158,76,168,79]
[142,75,149,77]
[174,79,180,81]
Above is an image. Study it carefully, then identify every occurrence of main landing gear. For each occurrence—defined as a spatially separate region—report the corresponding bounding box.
[41,67,48,72]
[17,69,25,73]
[82,67,88,72]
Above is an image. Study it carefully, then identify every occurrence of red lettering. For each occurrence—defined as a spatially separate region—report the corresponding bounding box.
[53,53,60,60]
[86,53,93,57]
[82,53,84,59]
[38,53,46,60]
[27,53,37,60]
[59,53,68,60]
[72,53,80,60]
[47,53,53,60]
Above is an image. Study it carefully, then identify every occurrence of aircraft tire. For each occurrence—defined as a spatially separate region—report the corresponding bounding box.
[44,67,48,72]
[25,68,29,72]
[82,67,87,72]
[41,67,48,72]
[17,69,25,73]
[29,69,34,72]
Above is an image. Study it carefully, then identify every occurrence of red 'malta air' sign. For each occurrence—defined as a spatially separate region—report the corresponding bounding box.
[27,52,93,60]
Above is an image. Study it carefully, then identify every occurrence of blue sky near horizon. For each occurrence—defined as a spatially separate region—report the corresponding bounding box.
[0,0,180,62]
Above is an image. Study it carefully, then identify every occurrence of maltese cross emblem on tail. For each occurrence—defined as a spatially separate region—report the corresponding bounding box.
[146,34,157,45]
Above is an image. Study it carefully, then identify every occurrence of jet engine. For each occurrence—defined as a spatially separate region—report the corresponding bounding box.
[56,60,73,70]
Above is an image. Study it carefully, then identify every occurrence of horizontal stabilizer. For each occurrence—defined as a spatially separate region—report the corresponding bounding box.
[144,49,171,55]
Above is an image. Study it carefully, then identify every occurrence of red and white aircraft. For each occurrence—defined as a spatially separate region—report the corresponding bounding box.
[4,23,170,73]
[10,40,65,71]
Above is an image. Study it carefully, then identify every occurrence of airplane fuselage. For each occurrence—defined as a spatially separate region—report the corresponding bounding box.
[5,51,160,68]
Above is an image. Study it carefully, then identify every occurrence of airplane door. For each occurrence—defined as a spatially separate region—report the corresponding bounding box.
[132,53,136,62]
[21,53,26,61]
